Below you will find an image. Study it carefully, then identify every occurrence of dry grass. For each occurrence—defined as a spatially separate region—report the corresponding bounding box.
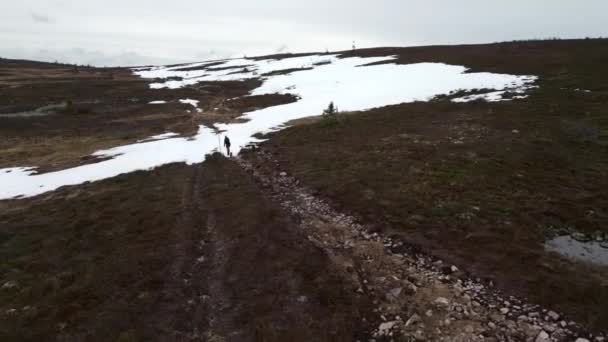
[258,39,608,333]
[0,164,194,341]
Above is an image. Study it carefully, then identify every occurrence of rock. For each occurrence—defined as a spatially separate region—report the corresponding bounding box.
[434,297,450,307]
[386,287,403,301]
[552,331,569,341]
[535,331,550,342]
[405,314,422,327]
[500,307,510,314]
[523,324,542,338]
[544,323,556,333]
[404,283,418,295]
[490,313,505,322]
[488,322,497,329]
[575,339,591,342]
[2,281,18,289]
[413,330,425,340]
[376,321,398,336]
[504,320,518,330]
[407,274,423,286]
[571,232,591,242]
[547,310,560,321]
[279,171,287,177]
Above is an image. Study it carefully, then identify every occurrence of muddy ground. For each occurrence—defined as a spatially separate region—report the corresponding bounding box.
[1,39,608,341]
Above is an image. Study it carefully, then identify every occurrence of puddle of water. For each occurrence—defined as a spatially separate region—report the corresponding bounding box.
[0,55,538,200]
[545,235,608,267]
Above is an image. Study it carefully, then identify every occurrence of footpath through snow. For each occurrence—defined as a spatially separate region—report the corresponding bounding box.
[1,54,537,200]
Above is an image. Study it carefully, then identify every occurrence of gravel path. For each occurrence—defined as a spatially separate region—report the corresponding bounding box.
[239,148,605,342]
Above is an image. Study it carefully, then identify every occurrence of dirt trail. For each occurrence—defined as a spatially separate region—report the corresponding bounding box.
[128,164,207,340]
[238,148,605,342]
[192,154,371,341]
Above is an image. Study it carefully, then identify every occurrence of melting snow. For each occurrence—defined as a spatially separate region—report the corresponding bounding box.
[179,99,202,112]
[0,54,537,200]
[451,91,530,103]
[148,100,167,104]
[137,132,179,142]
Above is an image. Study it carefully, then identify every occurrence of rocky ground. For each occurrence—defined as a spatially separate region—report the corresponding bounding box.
[239,148,606,342]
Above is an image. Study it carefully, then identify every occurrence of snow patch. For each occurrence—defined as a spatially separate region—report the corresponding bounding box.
[0,54,538,200]
[179,99,202,112]
[137,132,179,142]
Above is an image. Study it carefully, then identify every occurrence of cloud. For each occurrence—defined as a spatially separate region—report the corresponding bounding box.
[30,12,53,24]
[0,1,606,66]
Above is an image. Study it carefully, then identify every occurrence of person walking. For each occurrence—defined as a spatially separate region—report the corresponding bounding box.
[224,136,232,157]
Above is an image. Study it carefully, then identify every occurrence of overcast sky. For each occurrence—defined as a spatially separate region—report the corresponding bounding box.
[2,0,607,66]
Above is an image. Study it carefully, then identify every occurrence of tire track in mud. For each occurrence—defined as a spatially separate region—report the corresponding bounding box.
[195,154,371,341]
[154,163,208,340]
